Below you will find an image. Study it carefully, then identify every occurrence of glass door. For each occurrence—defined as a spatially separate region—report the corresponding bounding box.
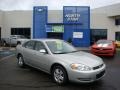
[115,32,120,41]
[91,29,107,45]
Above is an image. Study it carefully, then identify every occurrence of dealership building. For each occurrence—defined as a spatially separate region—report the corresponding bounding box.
[0,3,120,47]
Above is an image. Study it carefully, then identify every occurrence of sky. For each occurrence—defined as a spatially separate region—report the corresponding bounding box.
[0,0,120,11]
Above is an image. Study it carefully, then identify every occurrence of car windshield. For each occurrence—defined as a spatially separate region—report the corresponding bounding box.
[96,40,112,44]
[46,40,78,54]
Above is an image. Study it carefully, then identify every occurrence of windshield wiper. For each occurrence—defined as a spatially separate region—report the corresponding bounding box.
[53,50,80,54]
[67,50,80,53]
[53,52,68,54]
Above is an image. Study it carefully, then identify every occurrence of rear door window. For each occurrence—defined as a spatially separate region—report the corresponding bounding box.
[23,41,35,50]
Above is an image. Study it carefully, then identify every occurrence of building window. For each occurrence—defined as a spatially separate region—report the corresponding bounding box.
[91,29,107,44]
[46,25,64,39]
[115,19,120,25]
[11,28,31,39]
[115,32,120,41]
[46,25,64,33]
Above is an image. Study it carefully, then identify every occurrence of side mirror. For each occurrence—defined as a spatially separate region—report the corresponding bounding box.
[39,49,46,54]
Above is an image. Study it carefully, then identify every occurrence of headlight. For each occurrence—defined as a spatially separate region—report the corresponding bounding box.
[71,63,92,71]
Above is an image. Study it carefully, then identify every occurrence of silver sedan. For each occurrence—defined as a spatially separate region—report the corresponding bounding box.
[16,39,106,85]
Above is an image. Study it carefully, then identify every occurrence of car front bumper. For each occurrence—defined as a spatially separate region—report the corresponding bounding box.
[67,64,106,83]
[91,49,115,56]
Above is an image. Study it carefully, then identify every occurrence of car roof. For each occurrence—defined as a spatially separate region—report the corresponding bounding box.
[10,35,24,37]
[96,40,113,44]
[97,39,113,41]
[28,38,63,42]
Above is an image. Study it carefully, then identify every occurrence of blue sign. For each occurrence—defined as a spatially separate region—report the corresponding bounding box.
[63,6,90,47]
[63,6,89,26]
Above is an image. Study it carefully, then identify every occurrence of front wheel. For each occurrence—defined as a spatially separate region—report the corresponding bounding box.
[52,65,68,85]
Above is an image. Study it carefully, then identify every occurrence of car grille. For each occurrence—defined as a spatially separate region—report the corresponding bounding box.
[93,64,103,70]
[95,52,109,54]
[93,48,112,50]
[96,70,105,79]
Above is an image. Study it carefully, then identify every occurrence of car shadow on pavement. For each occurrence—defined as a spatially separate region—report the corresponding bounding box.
[66,81,116,90]
[20,65,116,90]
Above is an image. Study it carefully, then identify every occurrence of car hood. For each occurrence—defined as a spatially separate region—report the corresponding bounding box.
[92,43,112,48]
[54,51,104,67]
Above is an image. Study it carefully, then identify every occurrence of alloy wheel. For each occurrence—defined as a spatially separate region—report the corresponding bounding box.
[18,56,24,67]
[54,68,64,83]
[52,65,68,85]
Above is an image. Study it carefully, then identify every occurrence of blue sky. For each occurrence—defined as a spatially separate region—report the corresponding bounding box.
[0,0,120,10]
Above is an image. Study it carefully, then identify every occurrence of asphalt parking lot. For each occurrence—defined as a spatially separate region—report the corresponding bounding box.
[0,48,120,90]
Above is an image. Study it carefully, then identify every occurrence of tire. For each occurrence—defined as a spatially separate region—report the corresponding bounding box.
[3,41,6,47]
[51,65,68,85]
[17,55,25,68]
[17,41,21,45]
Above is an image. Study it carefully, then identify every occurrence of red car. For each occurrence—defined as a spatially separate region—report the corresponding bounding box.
[91,40,116,56]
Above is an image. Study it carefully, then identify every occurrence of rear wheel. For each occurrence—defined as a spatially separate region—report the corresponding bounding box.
[51,65,68,85]
[18,55,25,68]
[17,41,21,45]
[3,41,7,47]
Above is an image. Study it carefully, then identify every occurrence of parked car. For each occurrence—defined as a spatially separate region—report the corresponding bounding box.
[1,35,28,46]
[115,40,120,48]
[91,40,116,56]
[16,39,106,85]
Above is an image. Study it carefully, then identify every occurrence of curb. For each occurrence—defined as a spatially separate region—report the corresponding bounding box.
[0,47,16,51]
[0,54,15,61]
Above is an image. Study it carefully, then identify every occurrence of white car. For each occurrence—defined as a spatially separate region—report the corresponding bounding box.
[16,39,106,85]
[2,35,28,46]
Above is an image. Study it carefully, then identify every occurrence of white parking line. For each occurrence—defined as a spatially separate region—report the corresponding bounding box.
[0,54,15,61]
